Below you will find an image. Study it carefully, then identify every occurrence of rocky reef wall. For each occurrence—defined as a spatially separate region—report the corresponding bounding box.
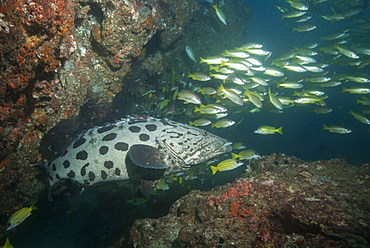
[0,0,199,213]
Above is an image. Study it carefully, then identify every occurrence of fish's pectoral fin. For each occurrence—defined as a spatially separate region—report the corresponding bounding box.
[128,144,168,169]
[67,180,86,198]
[47,187,53,201]
[140,179,160,195]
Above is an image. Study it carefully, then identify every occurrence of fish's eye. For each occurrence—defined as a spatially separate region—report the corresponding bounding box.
[201,131,207,136]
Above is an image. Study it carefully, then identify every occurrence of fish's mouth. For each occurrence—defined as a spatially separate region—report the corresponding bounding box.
[213,140,233,155]
[181,140,233,167]
[220,140,233,150]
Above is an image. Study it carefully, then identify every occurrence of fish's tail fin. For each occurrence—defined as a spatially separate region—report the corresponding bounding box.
[30,203,39,211]
[277,126,283,135]
[194,104,205,112]
[323,124,328,130]
[231,152,238,160]
[35,161,58,201]
[318,97,325,105]
[210,166,218,175]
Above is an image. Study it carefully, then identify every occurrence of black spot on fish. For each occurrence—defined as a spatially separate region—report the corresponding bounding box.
[139,134,150,141]
[160,119,176,127]
[63,160,70,168]
[73,137,86,148]
[89,171,95,181]
[49,176,53,181]
[76,150,88,160]
[114,168,121,176]
[160,119,170,126]
[81,163,89,176]
[114,142,129,151]
[167,131,183,138]
[102,133,117,141]
[128,120,147,125]
[55,174,60,179]
[60,150,68,157]
[97,125,115,133]
[145,124,157,132]
[47,161,52,167]
[104,161,114,169]
[99,146,109,155]
[129,126,141,133]
[67,170,75,178]
[52,163,56,171]
[101,170,108,180]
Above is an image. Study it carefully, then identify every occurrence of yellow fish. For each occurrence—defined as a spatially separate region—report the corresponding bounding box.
[212,4,227,25]
[231,149,260,160]
[254,125,283,135]
[6,203,38,231]
[211,119,235,129]
[217,85,244,106]
[177,90,202,105]
[187,72,211,81]
[1,238,14,248]
[348,110,370,125]
[210,159,243,175]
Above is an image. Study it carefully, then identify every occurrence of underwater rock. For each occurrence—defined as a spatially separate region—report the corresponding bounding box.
[128,154,370,247]
[0,0,200,214]
[0,0,76,213]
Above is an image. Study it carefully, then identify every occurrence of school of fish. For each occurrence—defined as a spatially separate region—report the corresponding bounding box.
[146,0,370,139]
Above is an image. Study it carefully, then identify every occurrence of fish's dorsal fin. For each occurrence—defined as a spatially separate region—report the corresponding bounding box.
[128,145,168,169]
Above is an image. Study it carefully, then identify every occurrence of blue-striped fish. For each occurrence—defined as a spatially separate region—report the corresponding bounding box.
[6,204,38,231]
[210,159,244,174]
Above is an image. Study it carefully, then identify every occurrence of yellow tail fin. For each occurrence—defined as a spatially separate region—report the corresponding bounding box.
[277,126,283,135]
[231,152,238,160]
[210,166,218,175]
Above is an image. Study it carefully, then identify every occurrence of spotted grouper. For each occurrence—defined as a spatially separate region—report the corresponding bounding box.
[39,116,232,199]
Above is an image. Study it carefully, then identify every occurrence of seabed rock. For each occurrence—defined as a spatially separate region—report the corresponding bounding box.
[127,154,370,248]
